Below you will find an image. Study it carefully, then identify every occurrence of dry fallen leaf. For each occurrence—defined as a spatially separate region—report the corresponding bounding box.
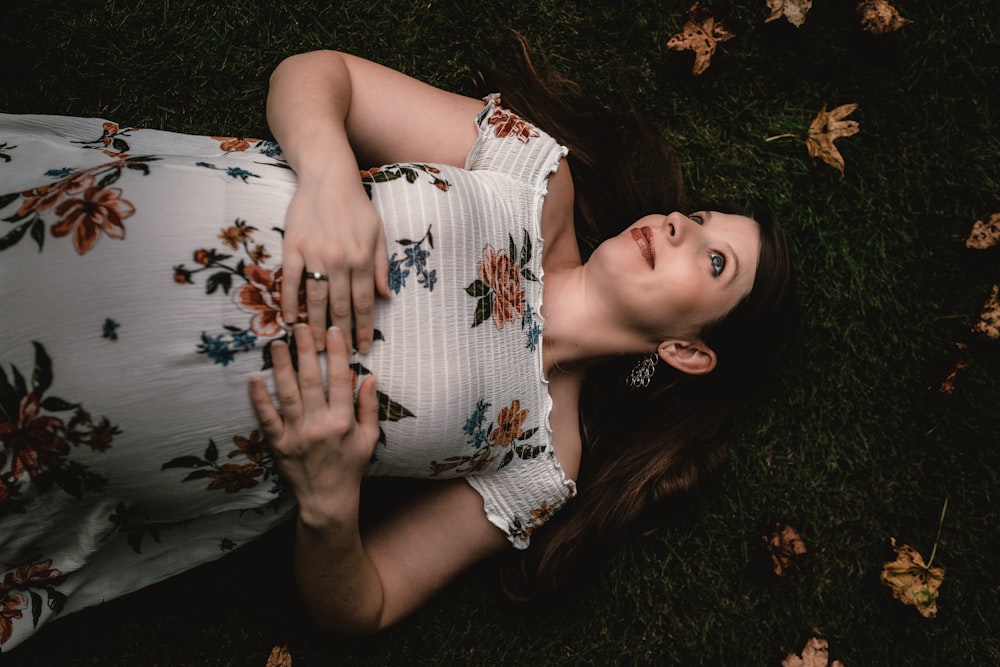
[973,284,1000,341]
[880,537,945,618]
[266,645,292,667]
[765,0,813,28]
[857,0,913,34]
[966,213,1000,250]
[807,104,860,174]
[935,342,970,395]
[781,637,845,667]
[666,3,735,75]
[765,522,808,576]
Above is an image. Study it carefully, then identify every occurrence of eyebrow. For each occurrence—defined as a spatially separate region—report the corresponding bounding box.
[702,211,740,284]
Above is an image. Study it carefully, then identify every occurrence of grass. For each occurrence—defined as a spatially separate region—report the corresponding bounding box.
[2,0,999,664]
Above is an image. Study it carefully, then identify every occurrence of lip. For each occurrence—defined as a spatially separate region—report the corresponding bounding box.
[631,226,655,269]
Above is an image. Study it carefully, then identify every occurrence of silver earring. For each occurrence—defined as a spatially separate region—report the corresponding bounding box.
[626,353,659,389]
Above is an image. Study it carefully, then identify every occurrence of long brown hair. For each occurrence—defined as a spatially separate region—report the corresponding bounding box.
[475,36,796,597]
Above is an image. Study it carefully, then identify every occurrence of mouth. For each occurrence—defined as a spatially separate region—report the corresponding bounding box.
[631,226,655,269]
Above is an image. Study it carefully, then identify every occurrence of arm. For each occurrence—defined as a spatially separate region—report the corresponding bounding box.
[267,51,483,353]
[249,324,507,633]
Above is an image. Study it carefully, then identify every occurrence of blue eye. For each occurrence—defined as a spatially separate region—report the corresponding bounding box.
[689,214,704,225]
[710,252,726,276]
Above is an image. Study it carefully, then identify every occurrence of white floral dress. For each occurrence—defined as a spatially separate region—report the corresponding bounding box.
[0,96,575,651]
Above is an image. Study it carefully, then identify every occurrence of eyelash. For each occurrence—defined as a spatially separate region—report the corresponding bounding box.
[689,214,725,277]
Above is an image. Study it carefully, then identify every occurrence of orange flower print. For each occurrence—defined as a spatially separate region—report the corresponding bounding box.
[17,171,95,217]
[490,400,528,448]
[487,106,540,144]
[230,430,266,464]
[249,244,271,264]
[212,136,261,152]
[359,166,382,179]
[8,560,61,587]
[477,247,525,329]
[101,122,121,145]
[2,393,71,481]
[0,592,26,645]
[206,463,263,492]
[50,185,135,254]
[239,264,286,336]
[218,224,250,250]
[193,248,211,265]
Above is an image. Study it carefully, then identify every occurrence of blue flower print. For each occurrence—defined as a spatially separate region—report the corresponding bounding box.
[387,225,436,294]
[199,332,236,366]
[102,318,120,341]
[463,399,491,450]
[196,161,260,183]
[522,304,542,352]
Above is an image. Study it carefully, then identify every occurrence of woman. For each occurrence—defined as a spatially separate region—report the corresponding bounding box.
[0,48,792,650]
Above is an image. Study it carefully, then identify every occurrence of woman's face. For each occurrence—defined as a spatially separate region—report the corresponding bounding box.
[587,210,761,340]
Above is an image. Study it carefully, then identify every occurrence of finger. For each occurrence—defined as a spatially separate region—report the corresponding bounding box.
[327,269,352,347]
[374,224,391,300]
[305,266,332,351]
[351,267,376,354]
[281,253,304,327]
[270,340,303,425]
[248,376,283,443]
[355,375,381,449]
[292,324,326,412]
[324,326,356,415]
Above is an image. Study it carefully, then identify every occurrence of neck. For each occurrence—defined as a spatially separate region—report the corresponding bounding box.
[541,267,649,378]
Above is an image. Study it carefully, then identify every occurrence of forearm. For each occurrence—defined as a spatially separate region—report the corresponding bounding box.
[293,499,387,634]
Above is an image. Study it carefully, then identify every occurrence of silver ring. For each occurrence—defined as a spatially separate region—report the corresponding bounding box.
[304,271,329,281]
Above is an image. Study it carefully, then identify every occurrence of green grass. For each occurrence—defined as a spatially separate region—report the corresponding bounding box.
[2,0,999,664]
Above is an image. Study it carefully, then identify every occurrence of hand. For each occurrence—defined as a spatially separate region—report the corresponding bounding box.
[249,324,380,526]
[280,179,390,353]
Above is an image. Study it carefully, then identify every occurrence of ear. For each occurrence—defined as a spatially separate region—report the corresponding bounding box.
[658,339,717,376]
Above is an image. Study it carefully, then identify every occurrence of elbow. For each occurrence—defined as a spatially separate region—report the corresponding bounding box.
[269,50,346,85]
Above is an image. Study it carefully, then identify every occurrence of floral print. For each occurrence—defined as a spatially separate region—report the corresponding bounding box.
[507,493,569,542]
[73,121,136,156]
[388,225,437,294]
[430,399,541,476]
[0,156,157,254]
[483,95,540,144]
[0,343,118,516]
[172,220,296,369]
[211,136,282,158]
[196,161,260,183]
[0,558,66,648]
[359,163,450,199]
[162,429,284,496]
[466,229,539,332]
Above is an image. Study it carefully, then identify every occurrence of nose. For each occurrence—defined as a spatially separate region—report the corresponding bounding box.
[662,211,689,245]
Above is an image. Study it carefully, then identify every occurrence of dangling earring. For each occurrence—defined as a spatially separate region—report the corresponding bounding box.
[626,353,659,389]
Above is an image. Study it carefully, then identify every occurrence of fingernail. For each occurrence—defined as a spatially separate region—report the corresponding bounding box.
[358,341,370,354]
[327,326,341,339]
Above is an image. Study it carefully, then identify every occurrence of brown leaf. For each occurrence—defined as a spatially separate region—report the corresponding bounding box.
[765,0,813,28]
[765,522,808,576]
[266,645,292,667]
[966,213,1000,250]
[781,637,846,667]
[806,104,860,174]
[666,3,735,75]
[880,537,945,618]
[935,342,970,395]
[857,0,913,34]
[973,284,1000,341]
